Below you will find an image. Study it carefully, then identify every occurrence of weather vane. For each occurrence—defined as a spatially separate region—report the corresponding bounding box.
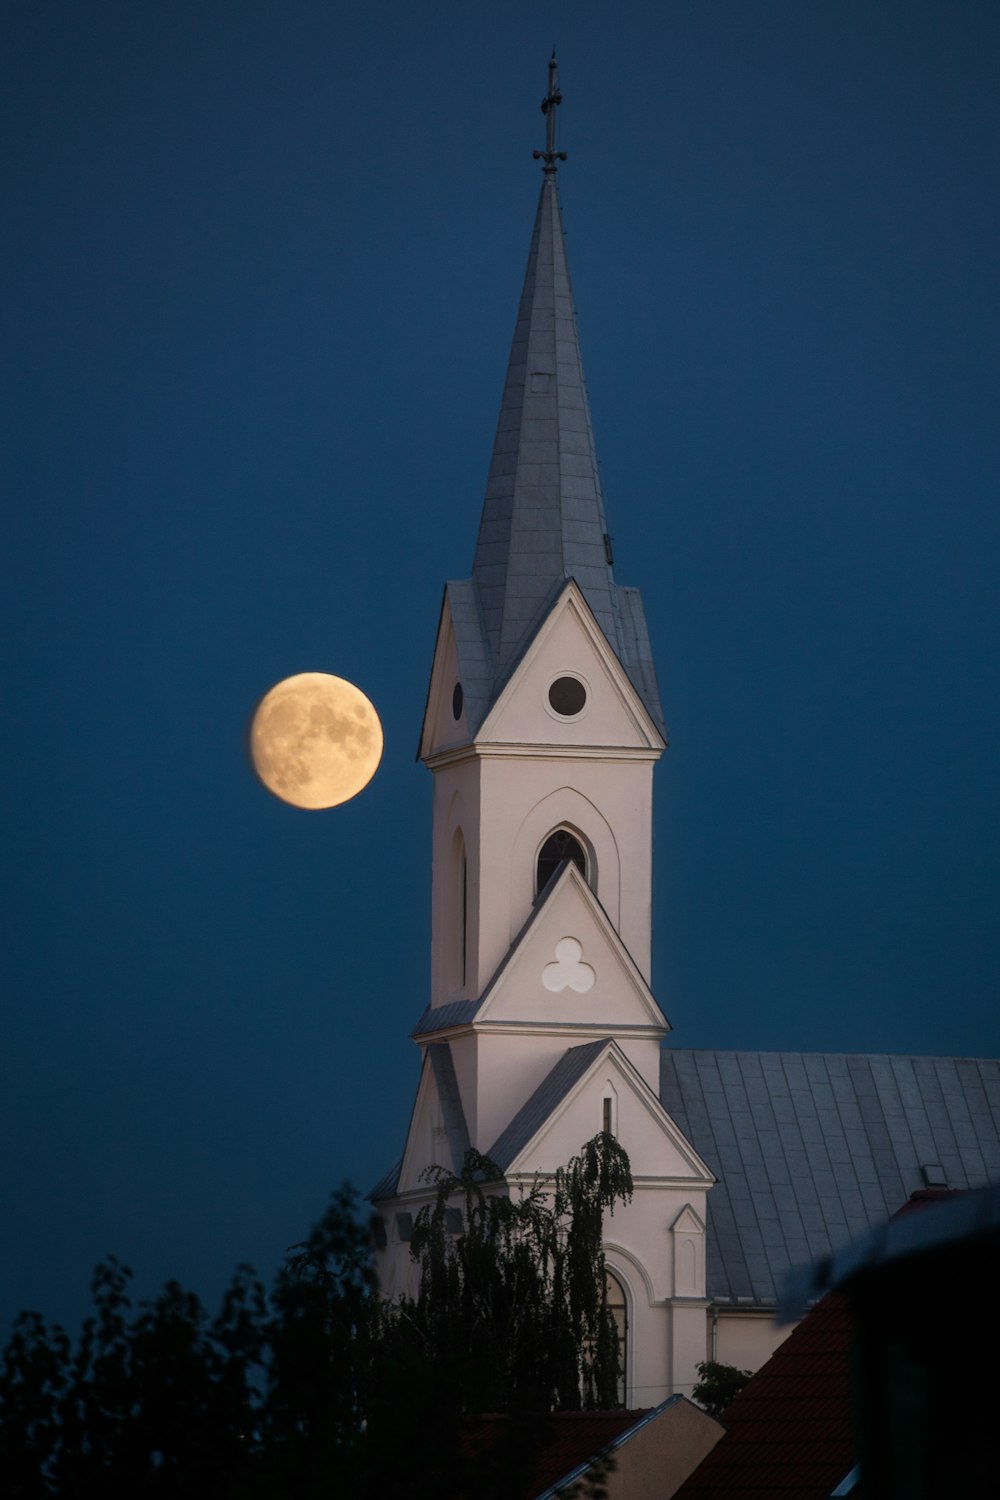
[533,49,567,172]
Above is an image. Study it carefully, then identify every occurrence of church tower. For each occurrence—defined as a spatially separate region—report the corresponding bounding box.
[372,59,714,1405]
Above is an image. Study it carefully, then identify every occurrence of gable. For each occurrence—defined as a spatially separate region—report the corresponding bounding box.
[477,860,668,1034]
[418,592,469,760]
[477,581,664,751]
[396,1044,471,1195]
[492,1040,713,1185]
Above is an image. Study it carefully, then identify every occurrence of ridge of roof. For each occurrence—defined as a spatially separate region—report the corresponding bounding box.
[427,1042,471,1175]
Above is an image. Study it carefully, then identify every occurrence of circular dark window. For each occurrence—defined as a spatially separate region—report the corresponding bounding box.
[452,682,464,720]
[548,676,587,717]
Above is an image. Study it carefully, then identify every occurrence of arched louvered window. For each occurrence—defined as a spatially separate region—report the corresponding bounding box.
[536,828,587,894]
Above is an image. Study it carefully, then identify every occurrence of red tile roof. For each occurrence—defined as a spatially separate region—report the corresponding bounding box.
[467,1409,650,1499]
[673,1294,853,1498]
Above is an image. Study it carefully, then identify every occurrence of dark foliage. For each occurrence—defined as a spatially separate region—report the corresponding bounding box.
[0,1139,632,1499]
[692,1358,753,1417]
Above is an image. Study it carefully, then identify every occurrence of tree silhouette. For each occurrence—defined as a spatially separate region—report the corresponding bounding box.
[0,1137,632,1498]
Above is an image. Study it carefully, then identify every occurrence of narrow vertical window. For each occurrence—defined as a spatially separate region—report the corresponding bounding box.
[602,1097,612,1136]
[448,828,467,994]
[461,852,467,988]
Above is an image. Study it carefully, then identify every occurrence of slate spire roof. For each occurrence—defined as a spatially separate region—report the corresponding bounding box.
[471,169,620,679]
[441,63,664,740]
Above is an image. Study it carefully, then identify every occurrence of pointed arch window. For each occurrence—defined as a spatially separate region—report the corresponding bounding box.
[460,849,467,987]
[536,828,587,894]
[448,827,468,993]
[605,1269,628,1407]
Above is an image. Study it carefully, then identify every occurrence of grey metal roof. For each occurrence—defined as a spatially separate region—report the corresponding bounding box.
[412,998,483,1037]
[487,1038,610,1171]
[442,174,663,738]
[660,1049,1000,1305]
[443,579,494,743]
[427,1042,471,1174]
[369,1157,401,1201]
[782,1180,1000,1320]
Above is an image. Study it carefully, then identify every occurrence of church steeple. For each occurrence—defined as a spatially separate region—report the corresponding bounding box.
[378,73,719,1410]
[468,58,664,732]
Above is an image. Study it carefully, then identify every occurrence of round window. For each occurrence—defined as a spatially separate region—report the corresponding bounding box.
[452,682,464,720]
[548,676,587,717]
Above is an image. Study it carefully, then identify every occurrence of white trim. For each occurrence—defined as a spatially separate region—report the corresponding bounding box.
[424,741,662,770]
[543,669,591,724]
[477,580,665,749]
[502,1039,716,1184]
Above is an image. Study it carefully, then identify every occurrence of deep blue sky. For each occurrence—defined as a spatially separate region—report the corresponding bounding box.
[3,1,998,1336]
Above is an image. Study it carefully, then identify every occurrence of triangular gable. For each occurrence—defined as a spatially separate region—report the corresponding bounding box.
[492,1039,714,1185]
[395,1042,471,1195]
[670,1204,706,1235]
[418,582,494,760]
[477,580,664,752]
[476,860,669,1034]
[418,590,465,760]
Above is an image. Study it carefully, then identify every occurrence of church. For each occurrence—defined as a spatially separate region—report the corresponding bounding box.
[371,61,1000,1406]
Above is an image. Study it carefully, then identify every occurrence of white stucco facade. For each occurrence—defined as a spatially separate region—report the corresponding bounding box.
[374,579,719,1401]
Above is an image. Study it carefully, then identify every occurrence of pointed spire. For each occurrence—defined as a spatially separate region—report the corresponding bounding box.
[456,61,664,737]
[472,59,620,682]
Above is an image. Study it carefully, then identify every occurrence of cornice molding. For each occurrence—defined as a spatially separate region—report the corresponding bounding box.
[424,740,662,771]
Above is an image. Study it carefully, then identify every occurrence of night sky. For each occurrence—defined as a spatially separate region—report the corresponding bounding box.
[3,2,998,1337]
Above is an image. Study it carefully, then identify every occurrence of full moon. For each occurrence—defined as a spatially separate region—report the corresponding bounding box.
[249,672,383,809]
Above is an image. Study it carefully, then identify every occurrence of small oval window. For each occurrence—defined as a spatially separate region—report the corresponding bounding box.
[452,682,464,720]
[548,676,587,717]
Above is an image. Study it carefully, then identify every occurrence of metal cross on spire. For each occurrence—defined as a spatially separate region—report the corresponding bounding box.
[533,50,567,172]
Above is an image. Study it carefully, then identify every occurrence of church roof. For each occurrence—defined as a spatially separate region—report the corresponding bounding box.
[427,1041,471,1173]
[369,1156,402,1201]
[661,1049,1000,1306]
[487,1038,611,1170]
[411,997,483,1037]
[471,170,619,676]
[439,65,664,741]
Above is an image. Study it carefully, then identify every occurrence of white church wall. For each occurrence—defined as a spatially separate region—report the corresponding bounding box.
[429,757,481,1005]
[600,1188,712,1401]
[509,782,621,930]
[671,1303,710,1400]
[472,754,656,995]
[429,747,658,1007]
[474,1031,589,1152]
[713,1310,791,1373]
